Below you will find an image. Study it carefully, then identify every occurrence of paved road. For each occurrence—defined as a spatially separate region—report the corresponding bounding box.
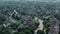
[34,17,44,34]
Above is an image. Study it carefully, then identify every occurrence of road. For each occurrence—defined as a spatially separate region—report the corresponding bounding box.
[34,17,44,34]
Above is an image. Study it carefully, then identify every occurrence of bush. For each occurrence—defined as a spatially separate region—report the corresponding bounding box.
[0,15,6,24]
[37,30,45,34]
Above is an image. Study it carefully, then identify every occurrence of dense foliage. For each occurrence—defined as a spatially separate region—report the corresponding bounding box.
[0,1,60,34]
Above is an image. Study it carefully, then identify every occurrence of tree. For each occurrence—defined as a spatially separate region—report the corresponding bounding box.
[37,30,45,34]
[43,20,51,34]
[0,15,6,24]
[23,29,32,34]
[19,31,25,34]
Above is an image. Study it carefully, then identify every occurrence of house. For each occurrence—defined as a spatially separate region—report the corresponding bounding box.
[17,16,33,29]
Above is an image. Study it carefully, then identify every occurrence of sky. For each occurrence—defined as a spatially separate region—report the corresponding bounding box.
[0,0,60,2]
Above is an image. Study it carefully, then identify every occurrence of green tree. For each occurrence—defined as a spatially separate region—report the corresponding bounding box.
[19,31,25,34]
[0,15,6,24]
[37,30,45,34]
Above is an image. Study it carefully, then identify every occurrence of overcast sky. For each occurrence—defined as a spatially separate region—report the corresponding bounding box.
[0,0,60,2]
